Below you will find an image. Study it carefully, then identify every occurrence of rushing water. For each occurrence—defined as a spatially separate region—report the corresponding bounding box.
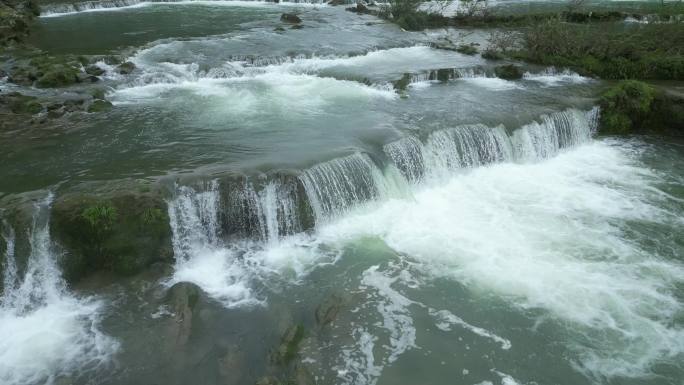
[1,1,683,385]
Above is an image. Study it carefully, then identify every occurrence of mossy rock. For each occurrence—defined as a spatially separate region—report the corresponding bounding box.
[494,64,523,80]
[481,49,504,61]
[87,99,112,113]
[393,73,411,91]
[456,44,478,56]
[36,64,80,88]
[1,92,42,114]
[85,65,105,76]
[51,191,173,283]
[599,80,684,136]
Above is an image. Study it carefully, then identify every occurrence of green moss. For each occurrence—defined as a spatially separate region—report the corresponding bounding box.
[598,80,683,136]
[456,44,478,56]
[276,324,305,364]
[35,64,80,88]
[51,192,173,283]
[4,93,42,114]
[82,202,118,232]
[87,99,113,113]
[599,80,656,135]
[393,73,411,91]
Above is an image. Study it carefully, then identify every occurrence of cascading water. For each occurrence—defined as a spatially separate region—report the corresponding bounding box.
[0,195,118,385]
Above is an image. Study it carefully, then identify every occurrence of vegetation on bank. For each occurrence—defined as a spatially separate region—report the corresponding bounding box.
[599,80,684,136]
[0,0,39,46]
[380,0,683,82]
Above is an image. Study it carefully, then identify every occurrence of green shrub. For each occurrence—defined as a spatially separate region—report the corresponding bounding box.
[481,49,504,60]
[82,202,118,233]
[599,80,656,134]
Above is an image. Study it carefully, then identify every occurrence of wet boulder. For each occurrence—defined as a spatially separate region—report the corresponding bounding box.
[85,64,105,76]
[494,64,523,80]
[327,0,346,5]
[51,187,173,283]
[166,282,203,347]
[280,13,302,24]
[0,91,42,114]
[87,99,112,113]
[117,61,136,74]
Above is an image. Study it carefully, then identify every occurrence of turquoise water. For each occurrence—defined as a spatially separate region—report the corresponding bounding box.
[1,2,683,385]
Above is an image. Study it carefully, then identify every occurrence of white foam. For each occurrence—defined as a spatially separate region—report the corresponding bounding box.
[430,308,512,350]
[523,67,591,86]
[317,139,684,379]
[0,198,118,385]
[459,76,521,90]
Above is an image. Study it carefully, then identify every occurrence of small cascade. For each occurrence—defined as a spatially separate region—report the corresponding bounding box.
[0,195,117,385]
[510,108,594,161]
[220,176,310,243]
[168,180,221,261]
[383,108,595,184]
[383,136,425,184]
[299,153,387,223]
[425,124,513,171]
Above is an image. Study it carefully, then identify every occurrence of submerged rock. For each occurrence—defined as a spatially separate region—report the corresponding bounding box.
[166,282,202,347]
[346,3,372,14]
[280,13,302,24]
[327,0,346,5]
[494,64,523,80]
[51,188,173,283]
[87,99,113,113]
[0,91,42,114]
[272,324,305,365]
[315,293,344,326]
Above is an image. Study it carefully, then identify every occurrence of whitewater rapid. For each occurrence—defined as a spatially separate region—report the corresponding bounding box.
[0,196,118,385]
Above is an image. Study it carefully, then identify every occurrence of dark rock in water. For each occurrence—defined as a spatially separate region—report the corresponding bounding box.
[274,26,286,32]
[51,188,173,283]
[481,49,504,61]
[315,293,344,326]
[327,0,346,5]
[89,87,106,100]
[272,324,304,365]
[346,2,373,14]
[456,44,478,56]
[166,282,202,347]
[290,24,304,30]
[85,65,105,76]
[436,68,452,82]
[0,91,42,114]
[393,73,411,91]
[87,99,112,113]
[432,40,458,52]
[117,61,136,74]
[8,55,83,88]
[280,13,302,24]
[494,64,523,80]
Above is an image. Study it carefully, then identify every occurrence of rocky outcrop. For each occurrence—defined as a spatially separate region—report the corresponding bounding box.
[280,13,301,24]
[0,0,39,46]
[8,54,91,88]
[50,187,173,283]
[494,64,523,80]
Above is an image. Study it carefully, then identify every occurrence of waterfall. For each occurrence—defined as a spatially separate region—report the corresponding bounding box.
[384,136,425,184]
[0,195,117,385]
[299,153,389,223]
[168,180,221,262]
